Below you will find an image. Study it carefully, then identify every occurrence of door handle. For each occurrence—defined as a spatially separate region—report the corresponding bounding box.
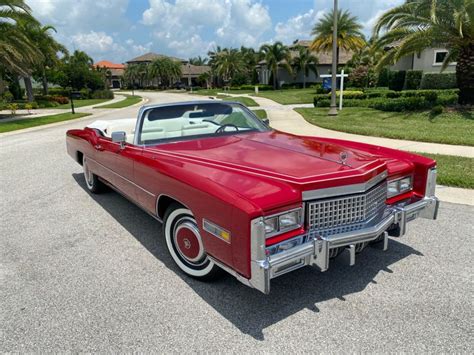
[94,144,104,151]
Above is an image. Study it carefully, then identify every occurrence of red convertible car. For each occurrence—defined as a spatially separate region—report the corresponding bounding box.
[67,101,439,294]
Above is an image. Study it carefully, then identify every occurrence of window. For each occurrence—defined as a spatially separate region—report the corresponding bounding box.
[433,50,448,65]
[137,102,268,145]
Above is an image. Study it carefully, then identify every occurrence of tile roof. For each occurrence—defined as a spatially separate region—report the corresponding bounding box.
[93,60,125,69]
[126,52,185,63]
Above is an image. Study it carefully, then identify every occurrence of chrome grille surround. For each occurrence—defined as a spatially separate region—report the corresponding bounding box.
[307,181,387,237]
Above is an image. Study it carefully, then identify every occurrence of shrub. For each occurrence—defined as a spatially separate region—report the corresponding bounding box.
[388,70,406,91]
[91,90,114,99]
[48,88,70,97]
[36,100,59,108]
[404,70,423,90]
[315,99,331,107]
[420,72,457,89]
[313,94,329,107]
[315,85,328,94]
[377,68,391,87]
[7,103,18,114]
[430,105,443,116]
[80,88,91,99]
[370,97,428,112]
[386,91,402,98]
[50,95,69,104]
[436,93,458,106]
[339,91,366,99]
[240,84,273,91]
[2,91,14,102]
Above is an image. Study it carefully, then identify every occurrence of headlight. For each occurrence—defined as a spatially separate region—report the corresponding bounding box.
[264,208,303,238]
[387,176,412,198]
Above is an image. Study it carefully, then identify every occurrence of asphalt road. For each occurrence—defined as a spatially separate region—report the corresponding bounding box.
[1,92,472,352]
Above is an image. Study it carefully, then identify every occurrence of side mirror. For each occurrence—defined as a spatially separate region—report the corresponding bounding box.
[111,131,126,148]
[262,118,270,126]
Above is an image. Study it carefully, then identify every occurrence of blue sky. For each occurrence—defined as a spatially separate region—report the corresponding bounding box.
[28,0,403,63]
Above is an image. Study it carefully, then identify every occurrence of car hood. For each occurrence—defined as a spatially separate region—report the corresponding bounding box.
[151,131,394,189]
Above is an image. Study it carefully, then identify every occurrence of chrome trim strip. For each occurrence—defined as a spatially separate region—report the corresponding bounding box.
[89,157,155,198]
[302,170,388,200]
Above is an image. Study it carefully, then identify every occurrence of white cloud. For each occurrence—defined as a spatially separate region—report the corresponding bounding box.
[274,8,326,44]
[141,0,272,56]
[71,31,116,53]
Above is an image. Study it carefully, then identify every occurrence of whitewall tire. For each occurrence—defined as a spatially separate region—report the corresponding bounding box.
[82,155,104,193]
[164,203,223,280]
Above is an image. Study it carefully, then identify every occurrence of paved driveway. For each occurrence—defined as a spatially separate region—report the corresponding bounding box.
[1,92,472,352]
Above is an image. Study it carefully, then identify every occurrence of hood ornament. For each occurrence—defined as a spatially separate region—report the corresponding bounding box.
[339,151,350,166]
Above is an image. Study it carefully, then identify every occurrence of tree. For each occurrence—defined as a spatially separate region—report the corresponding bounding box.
[17,21,67,100]
[291,46,319,88]
[209,48,245,85]
[50,50,104,91]
[310,9,366,68]
[123,63,141,93]
[260,41,292,89]
[374,0,474,105]
[149,57,182,88]
[345,37,383,87]
[188,56,208,65]
[0,0,41,77]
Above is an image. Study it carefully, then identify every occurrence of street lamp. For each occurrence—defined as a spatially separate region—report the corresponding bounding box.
[328,0,338,116]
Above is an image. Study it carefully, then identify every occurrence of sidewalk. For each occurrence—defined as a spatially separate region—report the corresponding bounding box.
[224,93,474,206]
[0,94,129,123]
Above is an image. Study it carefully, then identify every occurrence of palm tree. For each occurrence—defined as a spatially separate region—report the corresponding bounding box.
[210,48,245,85]
[124,63,141,94]
[259,41,292,89]
[17,21,67,99]
[291,46,319,88]
[310,9,366,68]
[149,57,182,88]
[188,56,208,65]
[345,37,383,87]
[0,0,41,92]
[374,0,474,105]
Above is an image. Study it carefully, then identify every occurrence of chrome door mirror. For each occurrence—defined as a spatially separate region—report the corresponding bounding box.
[111,131,126,149]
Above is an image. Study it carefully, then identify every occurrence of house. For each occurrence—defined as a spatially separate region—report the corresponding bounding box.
[390,47,456,73]
[93,60,125,89]
[126,52,211,87]
[257,40,353,86]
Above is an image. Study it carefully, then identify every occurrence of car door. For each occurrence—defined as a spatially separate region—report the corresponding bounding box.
[94,136,141,202]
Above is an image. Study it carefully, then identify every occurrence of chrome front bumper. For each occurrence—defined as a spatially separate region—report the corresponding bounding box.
[240,196,439,294]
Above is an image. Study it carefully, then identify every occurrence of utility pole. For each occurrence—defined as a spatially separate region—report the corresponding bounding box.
[328,0,338,116]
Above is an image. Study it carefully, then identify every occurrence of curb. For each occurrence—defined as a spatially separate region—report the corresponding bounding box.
[0,96,148,137]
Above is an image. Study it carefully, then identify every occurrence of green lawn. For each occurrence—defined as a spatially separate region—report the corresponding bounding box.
[56,98,112,109]
[217,95,259,107]
[191,89,254,96]
[296,107,474,146]
[0,112,91,133]
[94,94,142,108]
[254,88,316,105]
[252,109,267,119]
[415,152,473,189]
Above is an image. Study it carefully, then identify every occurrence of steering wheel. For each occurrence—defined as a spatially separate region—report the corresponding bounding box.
[215,124,239,134]
[202,119,220,126]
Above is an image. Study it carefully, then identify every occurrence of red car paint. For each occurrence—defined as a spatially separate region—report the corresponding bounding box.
[67,127,435,279]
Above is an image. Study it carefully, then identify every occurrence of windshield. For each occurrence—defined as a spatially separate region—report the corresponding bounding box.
[137,102,268,145]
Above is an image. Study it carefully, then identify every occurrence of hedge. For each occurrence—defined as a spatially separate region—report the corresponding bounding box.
[91,90,114,99]
[313,91,458,111]
[404,70,423,90]
[388,70,406,91]
[420,72,457,89]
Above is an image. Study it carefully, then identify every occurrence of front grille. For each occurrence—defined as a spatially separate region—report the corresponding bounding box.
[307,181,387,237]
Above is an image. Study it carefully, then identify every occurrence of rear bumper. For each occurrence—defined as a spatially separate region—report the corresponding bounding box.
[244,196,439,294]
